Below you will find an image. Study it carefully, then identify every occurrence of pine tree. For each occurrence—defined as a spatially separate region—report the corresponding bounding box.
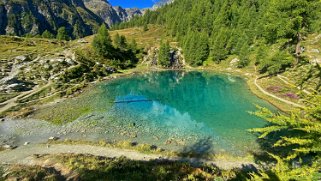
[92,24,114,58]
[56,27,69,41]
[114,33,127,49]
[158,41,171,67]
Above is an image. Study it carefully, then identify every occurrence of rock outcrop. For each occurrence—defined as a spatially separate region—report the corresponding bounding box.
[83,0,143,27]
[143,47,185,69]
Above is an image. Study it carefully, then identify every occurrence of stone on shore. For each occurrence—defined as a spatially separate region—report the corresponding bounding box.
[48,136,59,141]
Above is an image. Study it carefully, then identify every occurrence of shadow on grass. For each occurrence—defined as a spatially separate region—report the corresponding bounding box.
[68,137,258,180]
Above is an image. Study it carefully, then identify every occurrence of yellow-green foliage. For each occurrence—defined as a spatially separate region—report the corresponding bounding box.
[249,154,319,181]
[250,94,321,179]
[0,36,67,60]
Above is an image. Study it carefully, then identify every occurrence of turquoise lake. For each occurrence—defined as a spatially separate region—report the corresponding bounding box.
[22,71,276,157]
[75,71,275,156]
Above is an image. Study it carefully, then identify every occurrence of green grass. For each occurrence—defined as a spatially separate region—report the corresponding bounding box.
[0,36,68,60]
[0,92,19,103]
[109,25,175,49]
[54,154,222,180]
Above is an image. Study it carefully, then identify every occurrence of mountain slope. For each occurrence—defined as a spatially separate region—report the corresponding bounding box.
[0,0,106,38]
[83,0,142,27]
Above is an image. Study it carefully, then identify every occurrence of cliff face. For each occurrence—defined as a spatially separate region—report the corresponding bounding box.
[0,0,104,37]
[83,0,142,27]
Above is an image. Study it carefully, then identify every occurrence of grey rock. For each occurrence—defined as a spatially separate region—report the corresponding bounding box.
[83,0,143,27]
[48,136,59,141]
[77,39,88,43]
[2,144,16,149]
[15,55,30,62]
[24,142,30,145]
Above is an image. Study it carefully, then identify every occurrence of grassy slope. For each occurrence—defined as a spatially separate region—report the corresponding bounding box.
[0,36,68,60]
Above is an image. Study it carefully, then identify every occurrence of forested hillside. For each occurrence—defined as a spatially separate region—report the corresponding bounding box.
[114,0,321,71]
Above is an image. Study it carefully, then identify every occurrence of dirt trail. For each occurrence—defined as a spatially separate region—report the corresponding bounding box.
[0,82,52,114]
[0,144,254,170]
[254,77,305,108]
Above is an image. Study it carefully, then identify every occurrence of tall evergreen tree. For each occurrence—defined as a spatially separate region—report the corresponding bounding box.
[92,25,114,58]
[158,41,171,67]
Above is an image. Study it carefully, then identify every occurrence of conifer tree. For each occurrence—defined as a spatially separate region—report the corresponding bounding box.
[158,41,171,67]
[92,24,114,58]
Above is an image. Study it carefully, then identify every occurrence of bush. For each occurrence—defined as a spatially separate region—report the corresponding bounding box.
[42,30,54,39]
[56,27,69,41]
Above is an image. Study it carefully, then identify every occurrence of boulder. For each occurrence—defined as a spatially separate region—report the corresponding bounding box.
[77,39,88,43]
[65,58,75,65]
[2,144,16,149]
[0,118,4,122]
[230,58,240,66]
[48,136,59,141]
[14,55,31,63]
[106,67,116,73]
[24,142,30,145]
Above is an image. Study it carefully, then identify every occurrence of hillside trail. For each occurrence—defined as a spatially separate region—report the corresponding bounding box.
[254,76,305,109]
[0,49,80,115]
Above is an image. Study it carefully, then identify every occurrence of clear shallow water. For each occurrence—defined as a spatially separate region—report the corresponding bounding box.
[82,71,274,155]
[2,71,276,156]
